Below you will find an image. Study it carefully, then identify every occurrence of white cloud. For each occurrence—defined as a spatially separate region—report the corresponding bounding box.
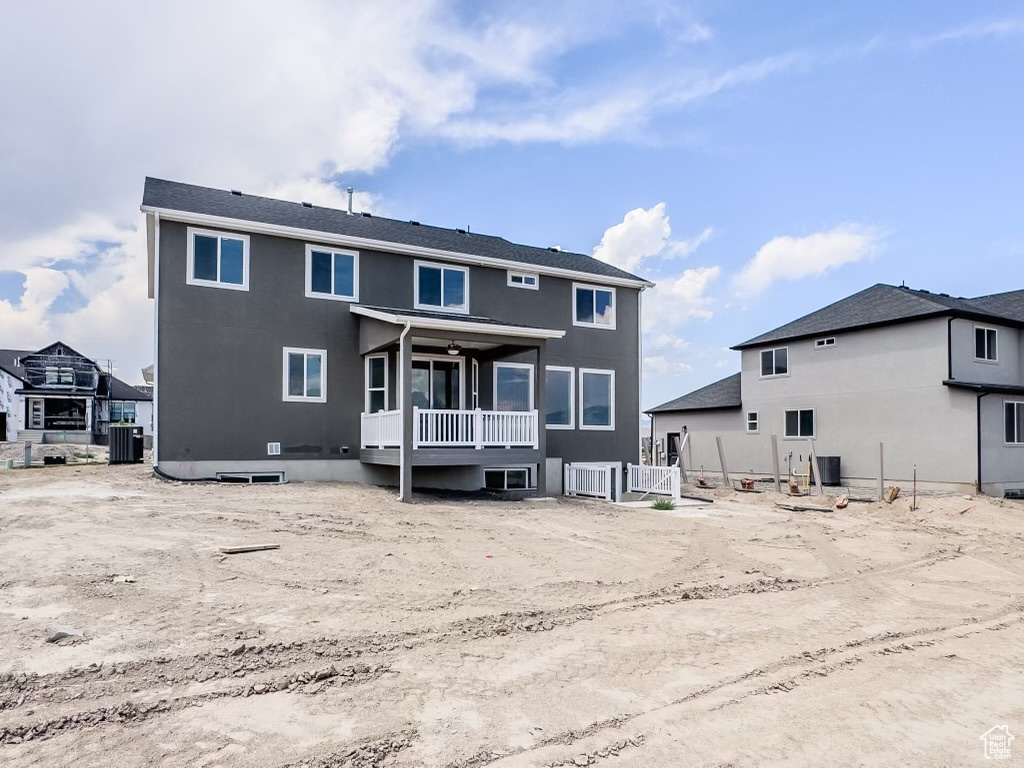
[665,227,714,259]
[643,355,693,378]
[915,18,1024,48]
[643,266,721,332]
[734,224,881,297]
[593,204,712,273]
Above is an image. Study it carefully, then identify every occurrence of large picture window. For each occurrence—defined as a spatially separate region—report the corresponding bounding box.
[283,348,327,403]
[580,368,614,429]
[573,283,616,329]
[494,363,533,412]
[545,366,574,428]
[784,408,815,438]
[415,261,468,313]
[760,347,789,377]
[187,227,249,290]
[306,246,358,301]
[1006,401,1024,444]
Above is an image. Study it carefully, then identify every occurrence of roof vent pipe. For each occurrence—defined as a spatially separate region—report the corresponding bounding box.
[347,187,354,215]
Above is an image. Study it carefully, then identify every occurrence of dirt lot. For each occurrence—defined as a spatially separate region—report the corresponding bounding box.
[1,464,1023,767]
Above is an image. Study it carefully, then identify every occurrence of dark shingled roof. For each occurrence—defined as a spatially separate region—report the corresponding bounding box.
[0,348,150,401]
[733,283,1024,349]
[646,373,741,414]
[142,177,650,285]
[356,304,558,330]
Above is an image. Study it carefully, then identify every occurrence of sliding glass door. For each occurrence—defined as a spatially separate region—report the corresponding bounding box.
[411,358,462,410]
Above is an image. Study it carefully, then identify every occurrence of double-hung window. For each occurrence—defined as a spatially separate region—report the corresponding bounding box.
[415,261,468,313]
[1006,401,1024,445]
[283,348,327,403]
[306,246,358,301]
[746,411,759,433]
[545,366,574,429]
[573,284,616,329]
[580,368,614,429]
[59,368,74,385]
[494,363,533,411]
[784,408,815,438]
[365,355,387,413]
[975,326,998,362]
[760,347,788,377]
[44,367,58,385]
[187,228,249,290]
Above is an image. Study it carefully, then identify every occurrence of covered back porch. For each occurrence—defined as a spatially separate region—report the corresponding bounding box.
[352,305,565,499]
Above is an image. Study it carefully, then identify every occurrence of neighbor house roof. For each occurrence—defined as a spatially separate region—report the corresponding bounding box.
[141,177,651,287]
[646,373,741,414]
[733,283,1024,350]
[0,347,151,401]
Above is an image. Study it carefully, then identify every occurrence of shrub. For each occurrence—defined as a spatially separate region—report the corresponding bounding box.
[651,498,676,510]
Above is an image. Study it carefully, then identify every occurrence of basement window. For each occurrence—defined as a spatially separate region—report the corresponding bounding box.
[187,227,249,290]
[1006,401,1024,445]
[216,472,285,484]
[760,347,789,377]
[484,467,532,491]
[784,408,815,439]
[975,326,998,362]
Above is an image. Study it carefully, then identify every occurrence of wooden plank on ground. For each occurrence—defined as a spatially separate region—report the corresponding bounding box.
[775,502,833,513]
[219,544,281,555]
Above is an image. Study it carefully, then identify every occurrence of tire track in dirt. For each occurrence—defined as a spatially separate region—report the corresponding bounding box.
[432,605,1024,768]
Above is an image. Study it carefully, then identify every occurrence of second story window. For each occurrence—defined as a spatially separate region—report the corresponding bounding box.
[187,227,249,291]
[975,326,998,362]
[760,347,788,377]
[415,261,468,313]
[45,366,58,385]
[306,246,358,302]
[573,284,616,329]
[59,368,74,385]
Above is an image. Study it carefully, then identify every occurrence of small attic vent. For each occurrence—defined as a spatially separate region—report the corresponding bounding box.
[361,212,372,218]
[456,228,466,234]
[301,201,313,208]
[548,246,562,252]
[939,292,950,297]
[230,189,242,196]
[409,220,420,226]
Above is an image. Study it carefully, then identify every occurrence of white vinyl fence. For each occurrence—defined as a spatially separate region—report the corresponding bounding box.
[626,464,680,499]
[564,462,621,501]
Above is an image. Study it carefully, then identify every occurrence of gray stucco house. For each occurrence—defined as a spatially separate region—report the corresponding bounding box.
[648,284,1024,497]
[141,178,650,496]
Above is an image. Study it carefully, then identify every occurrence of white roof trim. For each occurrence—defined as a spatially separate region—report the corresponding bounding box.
[351,305,566,339]
[139,205,654,289]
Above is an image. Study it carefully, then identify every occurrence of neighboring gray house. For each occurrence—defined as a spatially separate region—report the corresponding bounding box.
[141,178,651,496]
[648,284,1024,497]
[0,341,153,444]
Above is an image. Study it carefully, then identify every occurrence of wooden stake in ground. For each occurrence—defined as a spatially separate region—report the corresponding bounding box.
[806,439,824,496]
[716,436,731,488]
[770,434,781,493]
[219,544,281,555]
[877,442,885,502]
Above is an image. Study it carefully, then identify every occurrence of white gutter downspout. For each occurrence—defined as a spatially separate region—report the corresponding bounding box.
[152,212,160,468]
[398,321,412,502]
[638,287,645,466]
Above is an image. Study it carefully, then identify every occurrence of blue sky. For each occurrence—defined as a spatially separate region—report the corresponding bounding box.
[0,1,1022,409]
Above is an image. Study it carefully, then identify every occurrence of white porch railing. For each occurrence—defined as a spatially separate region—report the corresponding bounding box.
[359,408,539,449]
[360,410,402,448]
[564,463,615,501]
[627,464,680,499]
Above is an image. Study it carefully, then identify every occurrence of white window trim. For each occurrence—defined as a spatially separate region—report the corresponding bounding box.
[974,325,999,363]
[493,362,535,411]
[282,347,327,403]
[783,407,815,439]
[471,358,480,409]
[545,365,575,430]
[746,411,759,434]
[760,347,790,378]
[186,226,250,291]
[364,354,388,413]
[305,244,359,302]
[1006,400,1024,446]
[814,337,836,348]
[579,367,615,431]
[507,271,539,290]
[572,283,617,330]
[414,259,470,314]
